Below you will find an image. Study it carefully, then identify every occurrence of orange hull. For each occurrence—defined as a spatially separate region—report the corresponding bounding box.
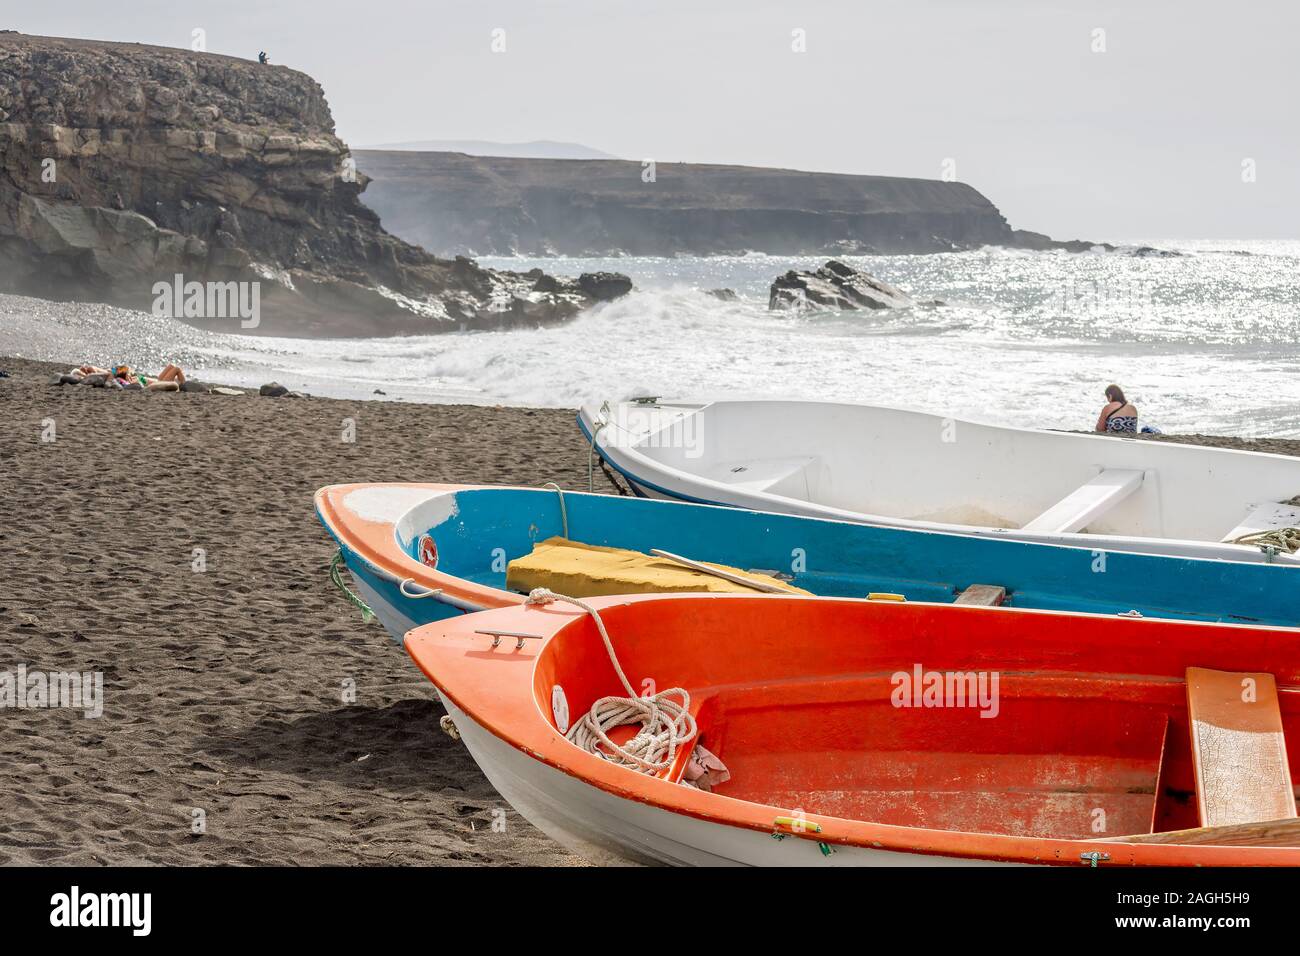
[406,595,1300,865]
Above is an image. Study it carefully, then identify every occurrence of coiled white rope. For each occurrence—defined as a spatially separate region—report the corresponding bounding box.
[525,588,696,775]
[1232,526,1300,555]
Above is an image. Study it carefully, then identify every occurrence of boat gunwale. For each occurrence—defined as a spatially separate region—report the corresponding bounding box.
[314,482,510,612]
[315,480,1300,634]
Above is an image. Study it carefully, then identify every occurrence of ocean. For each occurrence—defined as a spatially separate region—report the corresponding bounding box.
[3,239,1297,436]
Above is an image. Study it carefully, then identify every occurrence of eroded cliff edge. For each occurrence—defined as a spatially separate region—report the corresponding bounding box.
[357,149,1097,258]
[0,34,625,335]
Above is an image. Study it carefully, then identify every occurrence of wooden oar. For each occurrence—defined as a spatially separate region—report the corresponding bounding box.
[1098,816,1300,847]
[649,549,799,594]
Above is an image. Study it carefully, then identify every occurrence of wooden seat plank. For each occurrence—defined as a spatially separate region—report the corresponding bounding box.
[1021,469,1144,534]
[954,584,1007,606]
[1101,816,1300,847]
[1185,666,1296,828]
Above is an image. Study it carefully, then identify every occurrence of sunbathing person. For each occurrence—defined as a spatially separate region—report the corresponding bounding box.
[155,363,186,385]
[61,364,109,384]
[63,365,112,386]
[146,363,186,391]
[63,362,187,390]
[112,363,186,390]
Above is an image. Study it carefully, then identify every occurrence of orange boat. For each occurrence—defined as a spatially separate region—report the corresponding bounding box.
[406,593,1300,866]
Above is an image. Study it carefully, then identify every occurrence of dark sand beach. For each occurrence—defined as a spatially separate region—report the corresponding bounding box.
[2,354,1297,866]
[0,356,605,865]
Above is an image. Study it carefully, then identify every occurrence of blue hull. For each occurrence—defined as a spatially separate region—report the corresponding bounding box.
[321,486,1299,639]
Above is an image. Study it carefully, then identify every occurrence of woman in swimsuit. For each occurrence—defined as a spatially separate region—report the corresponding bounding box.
[113,363,187,391]
[1095,384,1138,434]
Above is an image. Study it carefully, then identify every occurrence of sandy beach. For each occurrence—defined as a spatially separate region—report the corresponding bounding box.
[0,355,603,866]
[3,354,1298,867]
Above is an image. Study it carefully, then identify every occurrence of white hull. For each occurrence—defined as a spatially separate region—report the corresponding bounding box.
[349,572,420,644]
[582,400,1300,565]
[441,696,1007,867]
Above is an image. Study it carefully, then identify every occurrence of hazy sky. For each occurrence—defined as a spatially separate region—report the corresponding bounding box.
[15,1,1299,239]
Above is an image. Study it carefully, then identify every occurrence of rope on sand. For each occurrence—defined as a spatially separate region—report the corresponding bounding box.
[525,588,696,775]
[329,549,375,623]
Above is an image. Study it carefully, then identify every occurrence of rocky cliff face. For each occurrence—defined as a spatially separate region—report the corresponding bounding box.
[0,34,625,335]
[358,150,1049,257]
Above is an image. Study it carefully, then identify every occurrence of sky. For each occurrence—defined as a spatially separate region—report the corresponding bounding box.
[13,0,1299,239]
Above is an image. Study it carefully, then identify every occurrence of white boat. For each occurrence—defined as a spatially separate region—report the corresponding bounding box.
[578,399,1300,565]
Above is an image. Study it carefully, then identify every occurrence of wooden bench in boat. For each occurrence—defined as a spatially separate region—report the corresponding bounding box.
[1185,667,1296,828]
[954,584,1006,606]
[1103,816,1300,846]
[1020,469,1144,535]
[1219,500,1300,546]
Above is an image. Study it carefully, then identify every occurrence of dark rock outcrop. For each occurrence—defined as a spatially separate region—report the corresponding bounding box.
[769,261,914,311]
[357,150,1028,257]
[1009,229,1114,254]
[1009,230,1183,257]
[576,271,634,301]
[0,34,628,335]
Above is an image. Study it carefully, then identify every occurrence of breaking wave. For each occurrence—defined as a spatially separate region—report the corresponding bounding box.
[3,240,1298,437]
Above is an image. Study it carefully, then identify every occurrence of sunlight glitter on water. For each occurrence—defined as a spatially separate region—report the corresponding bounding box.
[3,241,1297,437]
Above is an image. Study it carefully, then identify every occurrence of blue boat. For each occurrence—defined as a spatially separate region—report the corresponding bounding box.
[315,482,1300,643]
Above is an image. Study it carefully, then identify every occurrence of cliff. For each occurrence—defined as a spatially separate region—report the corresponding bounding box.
[357,150,1055,257]
[0,34,625,336]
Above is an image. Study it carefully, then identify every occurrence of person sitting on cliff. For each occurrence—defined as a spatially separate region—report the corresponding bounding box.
[258,51,269,64]
[1095,384,1138,434]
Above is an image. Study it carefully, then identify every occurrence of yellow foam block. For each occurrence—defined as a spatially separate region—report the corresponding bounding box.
[506,537,811,599]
